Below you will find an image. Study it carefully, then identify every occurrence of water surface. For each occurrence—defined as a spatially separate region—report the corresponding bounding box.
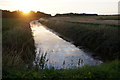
[30,20,102,69]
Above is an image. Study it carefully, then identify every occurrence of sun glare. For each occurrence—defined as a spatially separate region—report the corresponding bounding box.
[22,10,30,14]
[18,0,33,14]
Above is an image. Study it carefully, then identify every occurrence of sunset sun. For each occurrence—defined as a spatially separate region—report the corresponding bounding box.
[22,10,30,14]
[18,0,33,13]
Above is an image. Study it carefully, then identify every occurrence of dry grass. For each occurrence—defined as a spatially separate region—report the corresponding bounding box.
[3,18,35,72]
[49,16,119,25]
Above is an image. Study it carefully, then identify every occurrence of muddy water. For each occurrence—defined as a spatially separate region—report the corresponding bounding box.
[30,20,102,69]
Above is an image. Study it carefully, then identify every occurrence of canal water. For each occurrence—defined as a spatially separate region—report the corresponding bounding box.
[30,20,102,69]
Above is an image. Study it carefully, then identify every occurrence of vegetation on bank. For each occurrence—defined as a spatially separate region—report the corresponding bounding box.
[3,60,120,79]
[40,17,120,61]
[3,18,36,77]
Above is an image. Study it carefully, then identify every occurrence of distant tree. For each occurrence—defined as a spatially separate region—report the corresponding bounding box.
[2,10,51,18]
[55,13,98,17]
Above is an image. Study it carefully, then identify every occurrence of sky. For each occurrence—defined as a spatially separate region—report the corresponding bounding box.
[0,0,119,15]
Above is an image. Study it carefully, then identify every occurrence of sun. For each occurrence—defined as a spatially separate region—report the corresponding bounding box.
[22,10,30,14]
[18,0,33,14]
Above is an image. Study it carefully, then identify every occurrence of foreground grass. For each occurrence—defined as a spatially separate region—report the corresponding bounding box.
[3,60,120,79]
[40,17,120,61]
[3,18,35,76]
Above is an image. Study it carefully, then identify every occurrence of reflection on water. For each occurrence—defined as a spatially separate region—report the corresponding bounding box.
[30,20,102,69]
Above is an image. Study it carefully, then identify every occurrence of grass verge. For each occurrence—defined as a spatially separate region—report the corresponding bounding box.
[3,60,120,79]
[2,18,36,77]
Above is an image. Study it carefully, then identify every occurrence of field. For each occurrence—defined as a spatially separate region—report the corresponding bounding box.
[2,16,120,79]
[50,16,119,25]
[40,16,120,61]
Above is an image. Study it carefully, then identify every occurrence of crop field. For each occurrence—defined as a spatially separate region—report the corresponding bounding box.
[49,16,119,25]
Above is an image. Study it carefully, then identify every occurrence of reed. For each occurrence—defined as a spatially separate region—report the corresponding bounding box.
[3,18,36,75]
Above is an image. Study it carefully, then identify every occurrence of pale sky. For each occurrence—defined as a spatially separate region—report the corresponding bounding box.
[0,0,119,15]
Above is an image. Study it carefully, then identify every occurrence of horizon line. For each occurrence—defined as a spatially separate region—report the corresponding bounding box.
[0,9,119,16]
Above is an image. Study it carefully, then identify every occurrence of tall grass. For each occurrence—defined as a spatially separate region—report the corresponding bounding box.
[3,18,35,76]
[40,18,120,61]
[3,60,120,79]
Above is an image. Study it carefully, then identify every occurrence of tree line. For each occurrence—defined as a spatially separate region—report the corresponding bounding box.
[55,13,98,17]
[1,10,51,18]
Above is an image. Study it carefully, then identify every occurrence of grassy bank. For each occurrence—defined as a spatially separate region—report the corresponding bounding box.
[2,18,36,77]
[3,60,120,79]
[39,17,120,61]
